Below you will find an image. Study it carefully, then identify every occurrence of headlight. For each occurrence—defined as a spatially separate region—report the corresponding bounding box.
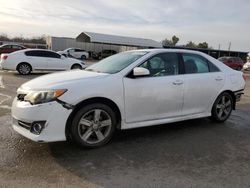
[24,89,67,105]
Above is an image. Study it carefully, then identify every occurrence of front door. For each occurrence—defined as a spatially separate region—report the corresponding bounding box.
[123,52,184,123]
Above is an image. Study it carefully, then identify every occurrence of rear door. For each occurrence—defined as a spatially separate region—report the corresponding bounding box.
[181,53,225,115]
[24,50,48,69]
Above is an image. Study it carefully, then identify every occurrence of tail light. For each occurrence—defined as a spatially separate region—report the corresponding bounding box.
[243,74,247,81]
[2,55,8,60]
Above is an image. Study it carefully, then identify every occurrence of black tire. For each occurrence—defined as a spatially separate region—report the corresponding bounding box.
[81,55,86,60]
[70,103,117,148]
[71,64,82,70]
[17,63,32,75]
[211,92,233,122]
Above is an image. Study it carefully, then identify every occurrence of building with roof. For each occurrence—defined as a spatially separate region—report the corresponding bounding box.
[46,31,162,55]
[76,32,162,48]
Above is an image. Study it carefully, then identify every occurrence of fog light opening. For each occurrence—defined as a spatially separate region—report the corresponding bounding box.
[30,121,46,135]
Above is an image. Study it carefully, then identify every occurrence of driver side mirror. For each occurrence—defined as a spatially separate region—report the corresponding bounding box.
[61,55,66,59]
[133,67,150,77]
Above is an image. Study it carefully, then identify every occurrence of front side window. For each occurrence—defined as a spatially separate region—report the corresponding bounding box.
[12,45,22,49]
[75,49,84,52]
[45,51,61,58]
[139,53,179,77]
[86,51,147,74]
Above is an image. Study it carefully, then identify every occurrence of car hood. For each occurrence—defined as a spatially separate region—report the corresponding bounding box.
[19,70,109,91]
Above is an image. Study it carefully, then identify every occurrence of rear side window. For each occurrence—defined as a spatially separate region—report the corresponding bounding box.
[25,50,61,58]
[182,53,219,74]
[3,45,11,49]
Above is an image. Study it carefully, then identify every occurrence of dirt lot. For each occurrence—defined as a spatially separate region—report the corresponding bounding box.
[0,70,250,188]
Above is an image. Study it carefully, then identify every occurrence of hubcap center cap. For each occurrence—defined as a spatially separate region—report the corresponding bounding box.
[93,124,99,130]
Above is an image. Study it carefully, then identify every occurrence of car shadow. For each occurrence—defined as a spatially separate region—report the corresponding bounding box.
[48,117,248,187]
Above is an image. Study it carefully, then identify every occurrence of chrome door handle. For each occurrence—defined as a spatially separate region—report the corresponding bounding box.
[215,77,223,81]
[173,80,183,85]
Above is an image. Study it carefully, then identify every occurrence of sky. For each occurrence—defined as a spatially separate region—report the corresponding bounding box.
[0,0,249,52]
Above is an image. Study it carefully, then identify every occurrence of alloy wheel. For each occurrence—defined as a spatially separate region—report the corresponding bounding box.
[215,95,232,121]
[19,64,31,75]
[77,109,112,144]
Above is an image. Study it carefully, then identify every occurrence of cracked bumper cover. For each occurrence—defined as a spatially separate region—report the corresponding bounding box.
[11,98,72,142]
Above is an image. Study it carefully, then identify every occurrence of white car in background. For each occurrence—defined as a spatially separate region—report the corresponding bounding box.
[58,48,89,60]
[11,49,245,148]
[243,61,250,71]
[0,49,86,75]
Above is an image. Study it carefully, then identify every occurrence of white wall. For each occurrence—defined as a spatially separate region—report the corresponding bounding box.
[47,36,139,53]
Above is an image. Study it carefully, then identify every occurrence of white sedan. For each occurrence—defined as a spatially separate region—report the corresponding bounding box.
[0,49,86,75]
[243,62,250,71]
[11,49,245,148]
[57,48,89,59]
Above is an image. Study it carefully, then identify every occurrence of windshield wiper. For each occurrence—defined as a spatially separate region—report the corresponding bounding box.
[85,69,94,72]
[85,69,103,73]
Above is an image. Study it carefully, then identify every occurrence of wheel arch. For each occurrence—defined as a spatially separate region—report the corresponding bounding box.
[65,97,122,140]
[214,90,236,110]
[71,63,83,69]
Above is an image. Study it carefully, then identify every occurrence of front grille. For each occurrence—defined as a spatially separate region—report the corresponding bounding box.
[17,94,26,101]
[17,120,32,130]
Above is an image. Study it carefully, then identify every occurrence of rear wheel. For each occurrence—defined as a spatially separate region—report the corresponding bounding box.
[71,64,82,70]
[70,103,117,148]
[211,92,233,122]
[17,63,32,75]
[81,55,86,60]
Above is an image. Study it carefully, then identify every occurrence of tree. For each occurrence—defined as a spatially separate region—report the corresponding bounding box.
[162,38,173,46]
[0,34,46,44]
[197,42,208,49]
[0,33,9,41]
[172,35,179,46]
[162,35,179,46]
[185,41,197,48]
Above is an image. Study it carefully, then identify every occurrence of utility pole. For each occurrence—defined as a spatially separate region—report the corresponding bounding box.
[228,42,231,56]
[218,44,221,58]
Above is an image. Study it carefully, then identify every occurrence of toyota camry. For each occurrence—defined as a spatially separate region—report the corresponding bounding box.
[11,49,246,148]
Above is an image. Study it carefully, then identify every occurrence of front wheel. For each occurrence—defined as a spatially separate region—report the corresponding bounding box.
[211,92,233,122]
[70,103,117,148]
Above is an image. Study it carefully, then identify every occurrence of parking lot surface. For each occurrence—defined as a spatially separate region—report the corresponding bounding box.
[0,70,250,188]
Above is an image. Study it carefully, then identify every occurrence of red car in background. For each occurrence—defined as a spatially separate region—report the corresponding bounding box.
[218,56,244,71]
[0,44,26,55]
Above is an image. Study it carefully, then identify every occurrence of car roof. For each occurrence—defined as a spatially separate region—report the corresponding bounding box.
[219,56,241,59]
[125,48,210,55]
[0,44,25,47]
[11,48,59,55]
[66,47,81,50]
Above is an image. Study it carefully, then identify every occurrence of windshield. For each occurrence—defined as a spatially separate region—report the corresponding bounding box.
[86,51,148,74]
